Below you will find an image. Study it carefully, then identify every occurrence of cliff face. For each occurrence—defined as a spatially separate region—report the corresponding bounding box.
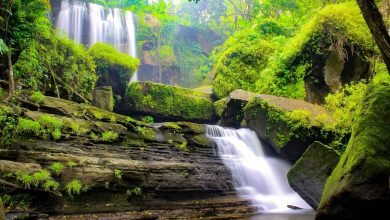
[0,95,255,219]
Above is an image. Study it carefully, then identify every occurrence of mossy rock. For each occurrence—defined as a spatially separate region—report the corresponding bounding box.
[217,89,258,128]
[244,94,341,162]
[255,2,372,102]
[177,122,205,134]
[316,83,390,220]
[92,86,114,112]
[287,141,339,210]
[126,82,216,122]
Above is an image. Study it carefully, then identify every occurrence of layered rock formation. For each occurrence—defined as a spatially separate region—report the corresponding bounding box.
[0,94,255,219]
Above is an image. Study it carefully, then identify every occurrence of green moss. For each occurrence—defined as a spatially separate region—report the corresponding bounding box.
[49,162,64,176]
[127,82,215,121]
[214,98,228,118]
[88,43,139,82]
[212,31,276,98]
[255,2,373,99]
[17,118,41,136]
[101,131,119,142]
[318,82,390,216]
[244,96,340,150]
[30,91,44,104]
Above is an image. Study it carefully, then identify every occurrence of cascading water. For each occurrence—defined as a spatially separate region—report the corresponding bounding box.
[206,125,311,213]
[55,0,138,81]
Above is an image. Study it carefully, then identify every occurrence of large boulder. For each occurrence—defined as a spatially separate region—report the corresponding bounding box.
[316,83,390,220]
[126,82,216,122]
[215,89,257,128]
[287,141,340,209]
[243,94,340,162]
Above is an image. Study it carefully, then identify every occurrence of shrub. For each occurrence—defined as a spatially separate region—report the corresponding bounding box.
[14,33,98,100]
[43,180,60,191]
[30,91,44,104]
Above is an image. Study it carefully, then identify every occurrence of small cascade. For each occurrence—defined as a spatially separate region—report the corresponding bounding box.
[55,0,138,81]
[206,125,311,213]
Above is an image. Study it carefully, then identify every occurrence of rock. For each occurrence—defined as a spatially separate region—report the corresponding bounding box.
[126,82,216,122]
[243,94,340,162]
[305,46,370,104]
[287,141,340,209]
[217,89,257,128]
[316,83,390,220]
[92,86,114,111]
[0,160,42,175]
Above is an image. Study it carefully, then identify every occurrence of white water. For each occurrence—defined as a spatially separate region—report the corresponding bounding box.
[206,125,311,213]
[56,0,138,81]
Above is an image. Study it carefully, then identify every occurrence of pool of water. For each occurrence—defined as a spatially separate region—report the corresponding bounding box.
[249,211,316,220]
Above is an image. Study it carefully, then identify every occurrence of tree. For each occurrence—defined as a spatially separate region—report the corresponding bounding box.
[0,0,49,99]
[356,0,390,73]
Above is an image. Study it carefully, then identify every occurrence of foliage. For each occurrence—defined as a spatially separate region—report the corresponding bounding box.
[14,33,98,101]
[30,91,44,104]
[17,118,41,136]
[141,115,154,124]
[0,110,17,145]
[255,2,373,99]
[49,162,65,176]
[212,30,276,98]
[65,179,88,199]
[101,131,119,142]
[113,169,122,180]
[127,82,215,120]
[126,187,142,197]
[38,114,63,140]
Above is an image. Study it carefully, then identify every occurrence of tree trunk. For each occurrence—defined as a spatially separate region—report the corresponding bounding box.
[7,50,15,97]
[357,0,390,73]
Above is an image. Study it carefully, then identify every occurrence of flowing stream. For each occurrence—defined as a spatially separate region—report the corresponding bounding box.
[55,0,138,81]
[206,125,312,213]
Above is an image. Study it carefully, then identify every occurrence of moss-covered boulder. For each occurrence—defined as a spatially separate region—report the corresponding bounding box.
[88,43,140,106]
[255,2,372,103]
[287,141,340,210]
[244,94,341,162]
[212,31,275,99]
[126,82,216,122]
[316,83,390,220]
[216,89,257,128]
[92,86,114,112]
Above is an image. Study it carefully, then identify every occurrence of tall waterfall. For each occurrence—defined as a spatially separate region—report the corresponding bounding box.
[206,125,311,213]
[55,0,138,80]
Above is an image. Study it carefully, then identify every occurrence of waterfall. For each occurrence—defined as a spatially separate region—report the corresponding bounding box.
[55,0,138,81]
[206,125,311,213]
